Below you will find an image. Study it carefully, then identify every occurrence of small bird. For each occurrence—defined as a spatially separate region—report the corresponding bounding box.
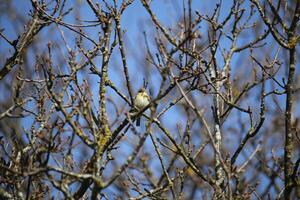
[134,88,150,126]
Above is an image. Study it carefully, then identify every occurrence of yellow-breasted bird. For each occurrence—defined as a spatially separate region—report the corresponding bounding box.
[133,88,150,126]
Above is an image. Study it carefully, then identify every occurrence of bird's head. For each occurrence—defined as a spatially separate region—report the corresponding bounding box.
[138,88,146,94]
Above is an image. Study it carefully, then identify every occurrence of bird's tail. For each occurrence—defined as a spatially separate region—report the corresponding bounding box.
[136,117,140,126]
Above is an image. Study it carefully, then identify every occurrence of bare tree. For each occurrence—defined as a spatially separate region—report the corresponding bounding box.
[0,0,299,199]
